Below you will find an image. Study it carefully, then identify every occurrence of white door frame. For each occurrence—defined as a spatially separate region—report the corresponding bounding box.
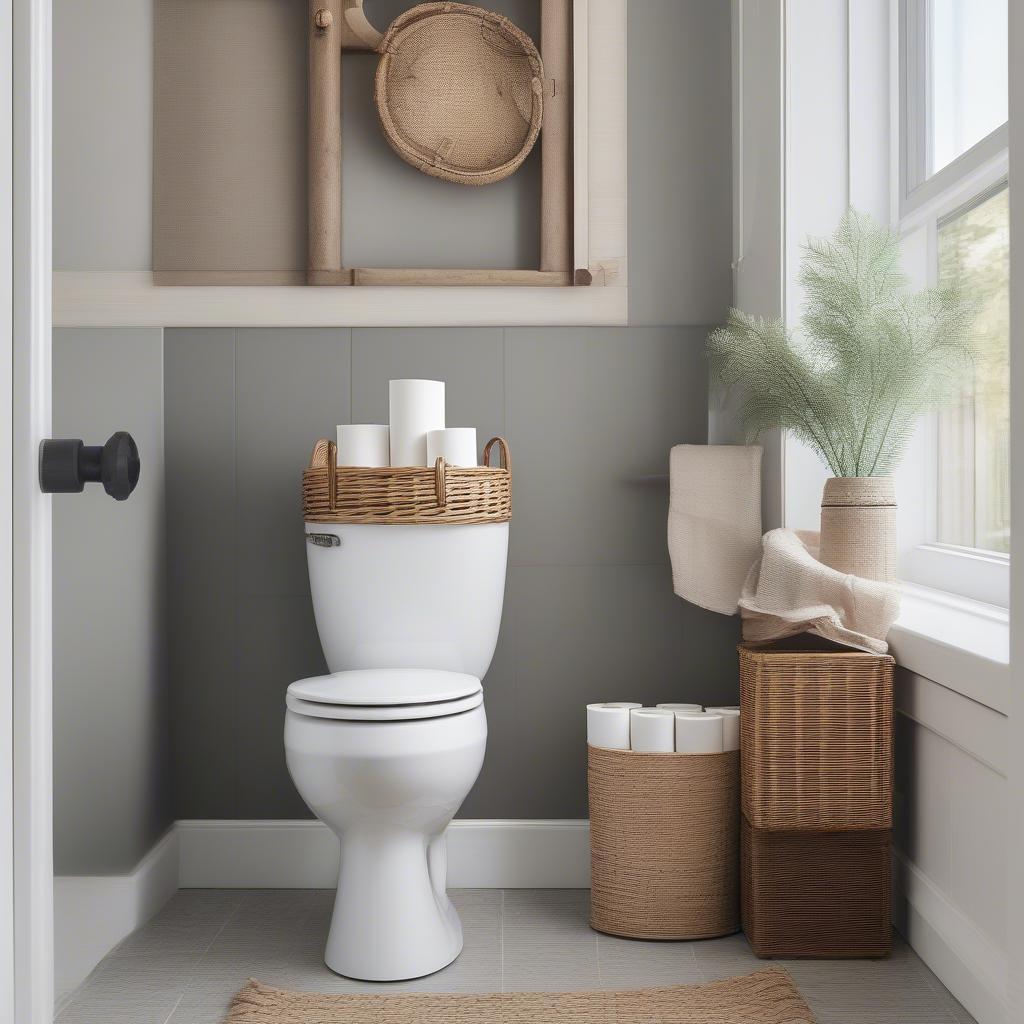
[1,0,15,1016]
[1007,7,1024,1020]
[6,0,53,1021]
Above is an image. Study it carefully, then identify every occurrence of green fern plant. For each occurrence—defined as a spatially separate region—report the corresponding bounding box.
[708,210,976,477]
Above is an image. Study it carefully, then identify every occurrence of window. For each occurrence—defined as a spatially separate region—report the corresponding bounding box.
[929,0,1008,175]
[899,0,1009,605]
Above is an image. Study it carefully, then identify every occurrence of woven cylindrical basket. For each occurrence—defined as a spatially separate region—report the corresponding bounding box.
[741,817,892,958]
[588,746,740,941]
[739,639,894,832]
[818,476,898,583]
[375,3,544,186]
[303,436,511,525]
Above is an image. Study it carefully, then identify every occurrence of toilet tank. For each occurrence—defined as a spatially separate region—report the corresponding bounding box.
[305,521,509,680]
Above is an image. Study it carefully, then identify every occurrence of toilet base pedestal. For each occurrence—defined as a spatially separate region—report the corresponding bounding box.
[325,830,463,981]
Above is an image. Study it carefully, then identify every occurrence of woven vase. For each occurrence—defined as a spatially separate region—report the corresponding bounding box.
[818,477,897,584]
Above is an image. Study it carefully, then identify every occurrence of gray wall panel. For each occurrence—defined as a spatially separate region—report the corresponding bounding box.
[165,329,238,819]
[628,1,733,325]
[53,328,169,872]
[504,326,708,568]
[504,563,740,818]
[166,326,739,820]
[235,328,351,597]
[351,328,505,447]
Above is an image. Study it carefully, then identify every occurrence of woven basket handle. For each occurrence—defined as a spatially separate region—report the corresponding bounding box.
[326,440,338,511]
[434,457,447,508]
[483,436,511,474]
[307,438,339,512]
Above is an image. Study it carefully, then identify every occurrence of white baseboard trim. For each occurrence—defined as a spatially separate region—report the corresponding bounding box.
[893,851,1008,1024]
[177,819,592,889]
[54,828,180,1003]
[55,819,590,1002]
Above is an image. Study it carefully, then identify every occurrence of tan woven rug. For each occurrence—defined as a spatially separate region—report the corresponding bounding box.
[225,967,815,1023]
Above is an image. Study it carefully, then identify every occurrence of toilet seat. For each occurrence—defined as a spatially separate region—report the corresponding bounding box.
[286,668,482,722]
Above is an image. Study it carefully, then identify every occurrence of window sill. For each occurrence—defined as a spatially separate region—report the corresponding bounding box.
[888,583,1009,714]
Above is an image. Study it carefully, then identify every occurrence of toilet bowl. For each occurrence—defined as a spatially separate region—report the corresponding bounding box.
[285,669,486,980]
[287,522,508,980]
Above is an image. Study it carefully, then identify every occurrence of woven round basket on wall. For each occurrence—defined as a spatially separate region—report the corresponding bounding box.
[818,476,898,584]
[303,436,511,525]
[374,3,544,186]
[588,746,740,941]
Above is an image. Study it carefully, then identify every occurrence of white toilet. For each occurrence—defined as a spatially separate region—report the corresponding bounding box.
[284,520,508,981]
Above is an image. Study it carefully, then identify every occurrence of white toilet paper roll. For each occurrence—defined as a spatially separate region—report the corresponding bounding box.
[336,424,390,467]
[656,703,702,712]
[674,711,725,754]
[706,707,741,751]
[630,708,676,753]
[586,703,641,750]
[427,428,477,467]
[389,379,445,466]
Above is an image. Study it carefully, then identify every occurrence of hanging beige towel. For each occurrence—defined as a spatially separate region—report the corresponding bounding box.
[667,445,763,615]
[739,528,901,654]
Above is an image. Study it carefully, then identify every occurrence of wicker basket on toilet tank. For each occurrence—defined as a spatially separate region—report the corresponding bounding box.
[303,436,511,524]
[588,746,740,940]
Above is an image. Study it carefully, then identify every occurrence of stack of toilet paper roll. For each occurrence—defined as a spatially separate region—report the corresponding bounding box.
[587,702,740,754]
[335,379,479,468]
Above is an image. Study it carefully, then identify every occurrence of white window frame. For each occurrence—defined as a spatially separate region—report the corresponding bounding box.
[895,0,1010,608]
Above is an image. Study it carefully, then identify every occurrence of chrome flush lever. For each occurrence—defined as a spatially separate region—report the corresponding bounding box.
[307,532,341,548]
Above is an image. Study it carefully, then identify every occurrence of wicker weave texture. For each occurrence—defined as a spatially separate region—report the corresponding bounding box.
[227,968,817,1023]
[739,641,894,832]
[588,746,740,941]
[741,816,892,959]
[303,436,511,525]
[375,3,544,186]
[818,476,898,583]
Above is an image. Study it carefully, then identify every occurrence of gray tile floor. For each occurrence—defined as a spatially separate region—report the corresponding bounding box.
[57,889,977,1024]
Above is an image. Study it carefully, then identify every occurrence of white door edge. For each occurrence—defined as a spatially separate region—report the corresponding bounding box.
[9,0,53,1021]
[1,0,15,1017]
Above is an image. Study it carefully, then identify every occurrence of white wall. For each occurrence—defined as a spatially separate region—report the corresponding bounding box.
[781,0,891,531]
[893,670,1009,1024]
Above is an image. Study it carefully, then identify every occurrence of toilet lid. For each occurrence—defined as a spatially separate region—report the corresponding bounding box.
[285,689,483,722]
[286,669,482,723]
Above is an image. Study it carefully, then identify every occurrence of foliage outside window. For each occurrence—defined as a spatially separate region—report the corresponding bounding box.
[935,184,1010,554]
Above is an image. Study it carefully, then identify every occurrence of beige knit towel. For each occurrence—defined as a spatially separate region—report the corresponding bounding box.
[739,528,901,654]
[668,444,763,615]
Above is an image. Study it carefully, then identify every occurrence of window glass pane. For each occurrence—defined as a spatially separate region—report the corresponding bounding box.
[930,0,1007,174]
[936,184,1010,554]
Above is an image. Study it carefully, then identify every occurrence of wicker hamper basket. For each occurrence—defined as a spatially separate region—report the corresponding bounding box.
[739,638,894,832]
[303,436,511,525]
[741,816,892,958]
[588,745,740,941]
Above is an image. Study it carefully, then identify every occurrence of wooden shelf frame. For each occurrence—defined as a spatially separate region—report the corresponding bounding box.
[306,0,577,288]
